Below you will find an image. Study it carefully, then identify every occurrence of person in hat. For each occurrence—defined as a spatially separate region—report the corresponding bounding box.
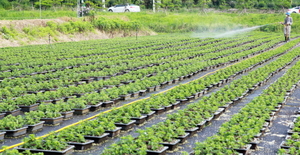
[280,12,293,42]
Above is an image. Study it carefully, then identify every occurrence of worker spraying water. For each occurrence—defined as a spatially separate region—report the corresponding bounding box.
[280,12,293,42]
[193,14,293,40]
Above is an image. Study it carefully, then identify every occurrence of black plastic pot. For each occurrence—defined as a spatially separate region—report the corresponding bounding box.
[0,113,5,119]
[19,103,39,112]
[185,127,199,137]
[173,78,179,84]
[151,107,165,115]
[17,145,75,155]
[186,95,195,101]
[102,101,114,107]
[233,144,252,155]
[73,106,91,115]
[144,111,156,121]
[205,116,214,126]
[105,127,122,137]
[115,120,136,131]
[1,126,28,138]
[172,101,180,109]
[84,133,110,144]
[176,98,188,105]
[81,78,94,84]
[3,108,21,116]
[60,110,74,120]
[249,138,259,149]
[279,141,291,149]
[219,103,231,111]
[154,85,161,91]
[131,115,147,125]
[27,121,45,133]
[131,91,140,98]
[67,140,94,150]
[164,105,173,112]
[146,146,169,155]
[40,100,54,104]
[213,108,225,119]
[166,80,173,86]
[146,86,155,92]
[177,132,190,143]
[40,116,64,126]
[254,132,262,139]
[0,132,5,141]
[139,90,147,96]
[119,94,131,100]
[197,120,207,131]
[160,139,180,151]
[89,103,103,112]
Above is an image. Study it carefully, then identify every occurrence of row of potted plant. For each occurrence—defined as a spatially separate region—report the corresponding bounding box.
[0,36,277,116]
[278,86,300,154]
[101,38,300,154]
[0,32,288,81]
[1,34,210,72]
[0,35,179,71]
[0,146,44,155]
[193,46,300,155]
[15,115,123,153]
[0,35,290,139]
[4,34,296,154]
[0,34,269,99]
[0,33,290,128]
[0,45,269,136]
[0,36,233,79]
[0,110,46,138]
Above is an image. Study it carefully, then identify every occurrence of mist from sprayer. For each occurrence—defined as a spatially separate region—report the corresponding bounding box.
[192,24,267,39]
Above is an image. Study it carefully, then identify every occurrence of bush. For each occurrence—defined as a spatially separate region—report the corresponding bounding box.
[1,26,17,39]
[93,17,137,31]
[258,2,266,8]
[58,21,94,34]
[0,0,10,10]
[267,3,276,9]
[47,21,58,30]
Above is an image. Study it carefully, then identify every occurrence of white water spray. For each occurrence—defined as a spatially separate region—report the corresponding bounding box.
[192,25,266,39]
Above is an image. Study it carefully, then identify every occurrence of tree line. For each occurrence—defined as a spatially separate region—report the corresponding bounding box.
[0,0,299,11]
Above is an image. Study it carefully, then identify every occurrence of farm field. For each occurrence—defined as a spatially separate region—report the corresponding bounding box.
[1,31,300,155]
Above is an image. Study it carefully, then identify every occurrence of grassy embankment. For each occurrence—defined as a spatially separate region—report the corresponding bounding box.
[0,11,299,46]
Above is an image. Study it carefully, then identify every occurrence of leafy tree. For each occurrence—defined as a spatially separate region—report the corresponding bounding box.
[235,0,257,9]
[274,0,291,8]
[0,0,11,9]
[211,0,226,8]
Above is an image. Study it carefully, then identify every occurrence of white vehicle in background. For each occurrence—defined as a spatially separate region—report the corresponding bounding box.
[287,6,300,14]
[108,4,140,12]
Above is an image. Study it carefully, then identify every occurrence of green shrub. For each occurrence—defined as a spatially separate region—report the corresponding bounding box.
[47,21,58,30]
[1,26,17,39]
[57,20,93,34]
[23,26,57,38]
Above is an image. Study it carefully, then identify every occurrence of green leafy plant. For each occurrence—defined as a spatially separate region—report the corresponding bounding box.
[21,133,68,151]
[0,115,26,130]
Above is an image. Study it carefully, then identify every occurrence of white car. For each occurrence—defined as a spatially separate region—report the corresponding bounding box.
[287,6,300,14]
[108,4,140,12]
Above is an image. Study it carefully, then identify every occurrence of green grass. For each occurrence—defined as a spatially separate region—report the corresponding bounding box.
[124,12,300,33]
[1,11,300,43]
[0,10,76,20]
